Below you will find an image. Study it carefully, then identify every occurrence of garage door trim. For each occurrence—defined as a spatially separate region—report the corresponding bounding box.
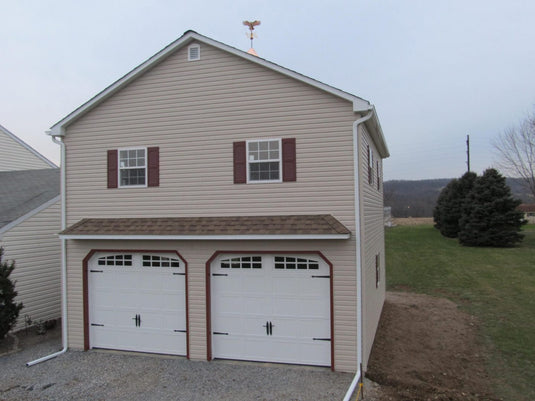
[205,250,334,370]
[82,249,189,358]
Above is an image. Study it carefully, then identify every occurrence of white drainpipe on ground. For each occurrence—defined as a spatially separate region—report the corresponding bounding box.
[27,133,68,367]
[342,107,374,401]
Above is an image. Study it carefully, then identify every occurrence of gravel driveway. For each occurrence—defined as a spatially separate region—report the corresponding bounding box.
[0,332,354,401]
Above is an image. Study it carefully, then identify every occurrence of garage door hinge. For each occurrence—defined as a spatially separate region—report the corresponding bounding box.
[173,272,186,276]
[311,275,330,278]
[90,270,104,273]
[212,273,228,277]
[213,331,229,335]
[173,329,187,333]
[313,337,331,341]
[91,323,104,327]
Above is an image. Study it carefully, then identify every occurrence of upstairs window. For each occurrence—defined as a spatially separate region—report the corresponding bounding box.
[248,139,281,182]
[107,147,159,188]
[233,138,296,184]
[119,148,146,187]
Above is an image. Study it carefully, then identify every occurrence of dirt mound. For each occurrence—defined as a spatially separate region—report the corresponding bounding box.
[392,217,434,226]
[366,292,499,401]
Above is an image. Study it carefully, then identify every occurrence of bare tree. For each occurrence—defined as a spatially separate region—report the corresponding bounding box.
[494,111,535,200]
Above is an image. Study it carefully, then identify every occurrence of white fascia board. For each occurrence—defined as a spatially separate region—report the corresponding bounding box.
[59,233,351,240]
[0,195,61,236]
[49,31,371,135]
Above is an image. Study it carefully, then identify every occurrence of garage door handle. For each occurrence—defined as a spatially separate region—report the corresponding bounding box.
[132,314,141,327]
[269,321,274,335]
[263,321,269,335]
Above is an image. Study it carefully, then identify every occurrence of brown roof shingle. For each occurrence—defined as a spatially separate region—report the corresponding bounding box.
[60,215,351,237]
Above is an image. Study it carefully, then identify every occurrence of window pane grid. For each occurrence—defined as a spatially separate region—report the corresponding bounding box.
[97,254,133,266]
[142,255,180,268]
[248,140,281,182]
[221,256,262,269]
[274,256,319,270]
[119,148,146,186]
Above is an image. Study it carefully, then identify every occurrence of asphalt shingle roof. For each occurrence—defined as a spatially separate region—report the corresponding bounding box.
[0,169,60,229]
[60,215,351,237]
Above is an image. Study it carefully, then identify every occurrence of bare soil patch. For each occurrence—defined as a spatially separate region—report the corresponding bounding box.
[366,292,499,401]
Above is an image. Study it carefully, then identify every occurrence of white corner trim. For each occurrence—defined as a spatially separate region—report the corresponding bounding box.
[59,233,350,240]
[0,195,61,236]
[49,31,371,135]
[0,124,58,167]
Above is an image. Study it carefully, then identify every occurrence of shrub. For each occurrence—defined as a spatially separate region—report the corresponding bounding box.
[433,172,477,238]
[459,169,526,247]
[0,247,23,339]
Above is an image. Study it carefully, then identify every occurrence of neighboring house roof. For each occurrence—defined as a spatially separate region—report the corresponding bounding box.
[48,30,389,158]
[0,124,57,169]
[60,215,351,240]
[518,204,535,213]
[0,169,60,232]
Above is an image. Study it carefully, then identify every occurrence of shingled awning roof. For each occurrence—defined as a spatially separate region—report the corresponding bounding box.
[60,215,351,240]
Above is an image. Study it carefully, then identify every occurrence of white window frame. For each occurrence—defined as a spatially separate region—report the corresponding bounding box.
[246,138,282,184]
[118,146,148,188]
[188,43,200,61]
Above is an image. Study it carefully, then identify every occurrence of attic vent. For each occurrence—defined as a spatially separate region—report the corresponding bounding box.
[188,44,200,61]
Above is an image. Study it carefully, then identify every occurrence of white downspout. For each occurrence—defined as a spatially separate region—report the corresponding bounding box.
[27,132,68,366]
[342,107,374,401]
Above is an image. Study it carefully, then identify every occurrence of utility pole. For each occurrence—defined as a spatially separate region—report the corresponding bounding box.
[466,134,470,172]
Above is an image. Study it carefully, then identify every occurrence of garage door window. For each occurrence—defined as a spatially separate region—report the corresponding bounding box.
[220,256,262,269]
[274,256,319,270]
[142,255,180,268]
[97,254,133,266]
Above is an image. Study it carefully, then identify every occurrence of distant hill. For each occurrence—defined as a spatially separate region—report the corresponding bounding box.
[384,177,533,218]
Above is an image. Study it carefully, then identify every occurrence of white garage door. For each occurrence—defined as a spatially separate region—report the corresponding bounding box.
[211,254,331,366]
[88,252,186,355]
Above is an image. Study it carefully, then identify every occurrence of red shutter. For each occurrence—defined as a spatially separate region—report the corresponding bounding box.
[107,149,118,188]
[147,147,160,187]
[282,138,296,182]
[233,141,246,184]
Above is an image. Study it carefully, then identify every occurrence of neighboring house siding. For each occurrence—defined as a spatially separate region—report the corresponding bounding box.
[61,43,366,372]
[65,237,358,371]
[359,125,386,370]
[0,127,55,171]
[1,200,61,331]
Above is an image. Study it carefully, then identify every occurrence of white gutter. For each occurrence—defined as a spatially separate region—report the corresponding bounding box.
[27,132,67,366]
[342,107,374,401]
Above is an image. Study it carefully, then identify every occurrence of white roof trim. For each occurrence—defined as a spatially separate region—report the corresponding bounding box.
[0,124,58,167]
[49,31,371,136]
[59,233,351,240]
[0,195,60,236]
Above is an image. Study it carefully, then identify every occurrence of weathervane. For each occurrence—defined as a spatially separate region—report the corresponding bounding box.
[243,20,261,55]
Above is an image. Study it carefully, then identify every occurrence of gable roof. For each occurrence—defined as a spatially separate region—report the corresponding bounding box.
[518,203,535,213]
[48,30,388,157]
[0,124,57,169]
[0,168,60,232]
[59,215,351,240]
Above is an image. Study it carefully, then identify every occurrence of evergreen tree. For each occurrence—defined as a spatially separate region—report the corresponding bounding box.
[0,248,23,339]
[459,168,526,247]
[433,172,477,238]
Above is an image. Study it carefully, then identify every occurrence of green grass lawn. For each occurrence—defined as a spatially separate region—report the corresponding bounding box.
[386,223,535,401]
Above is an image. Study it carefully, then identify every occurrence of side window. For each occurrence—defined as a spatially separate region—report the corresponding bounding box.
[107,147,159,188]
[367,145,374,185]
[233,138,296,184]
[119,148,146,187]
[375,254,380,288]
[247,139,281,182]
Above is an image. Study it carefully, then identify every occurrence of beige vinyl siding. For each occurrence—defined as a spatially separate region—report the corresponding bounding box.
[0,130,54,171]
[62,42,367,372]
[358,125,386,370]
[1,201,61,331]
[66,237,358,372]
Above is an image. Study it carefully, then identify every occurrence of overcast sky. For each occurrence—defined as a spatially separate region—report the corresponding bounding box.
[1,0,534,180]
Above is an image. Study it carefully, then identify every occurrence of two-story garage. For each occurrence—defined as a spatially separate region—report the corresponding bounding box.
[46,31,389,375]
